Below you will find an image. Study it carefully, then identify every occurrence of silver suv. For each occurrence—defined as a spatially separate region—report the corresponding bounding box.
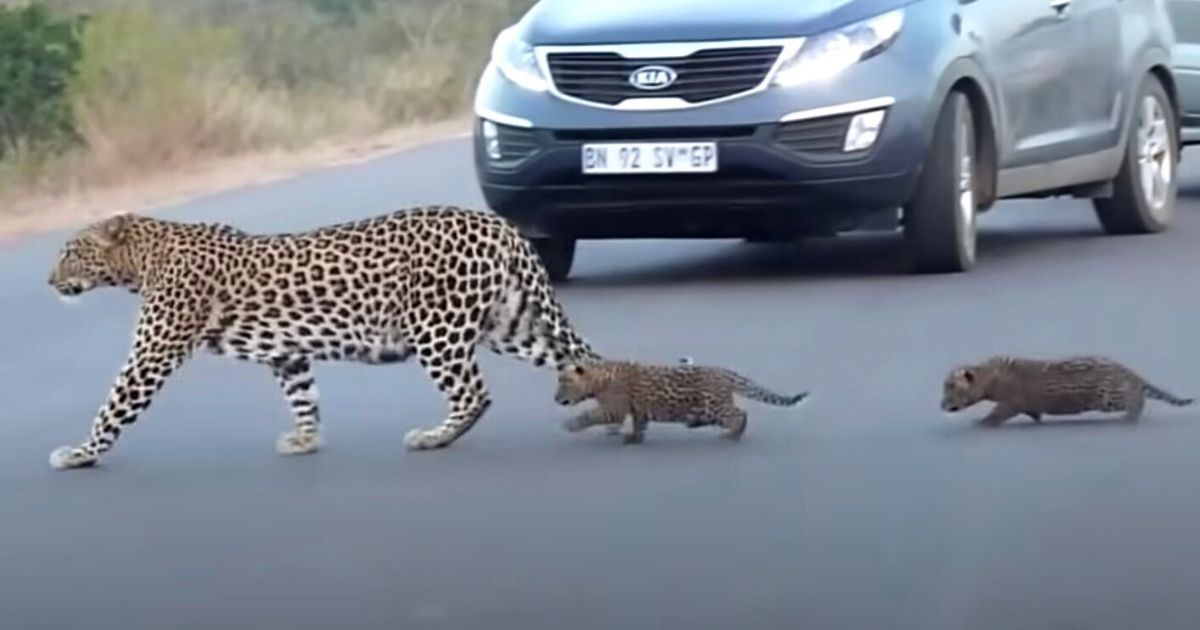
[474,0,1183,281]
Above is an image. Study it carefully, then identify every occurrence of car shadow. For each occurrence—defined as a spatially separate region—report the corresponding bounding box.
[1177,180,1200,198]
[566,224,1106,289]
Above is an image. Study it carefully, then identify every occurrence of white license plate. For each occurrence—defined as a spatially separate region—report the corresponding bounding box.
[581,142,718,175]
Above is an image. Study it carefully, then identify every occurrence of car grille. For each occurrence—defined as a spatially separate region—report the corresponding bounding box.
[553,126,756,141]
[775,114,854,159]
[545,46,783,107]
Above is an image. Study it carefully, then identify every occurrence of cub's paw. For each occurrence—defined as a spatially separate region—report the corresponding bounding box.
[722,419,748,441]
[561,416,592,433]
[276,431,322,456]
[49,446,97,470]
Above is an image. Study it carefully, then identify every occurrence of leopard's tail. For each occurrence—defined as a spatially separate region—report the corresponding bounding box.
[723,369,809,407]
[536,295,602,366]
[511,233,602,368]
[1143,382,1194,406]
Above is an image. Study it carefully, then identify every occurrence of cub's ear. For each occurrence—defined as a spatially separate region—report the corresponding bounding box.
[571,364,586,376]
[94,212,135,247]
[961,368,976,384]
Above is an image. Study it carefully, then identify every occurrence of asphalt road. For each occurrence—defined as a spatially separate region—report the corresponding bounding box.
[4,138,1200,630]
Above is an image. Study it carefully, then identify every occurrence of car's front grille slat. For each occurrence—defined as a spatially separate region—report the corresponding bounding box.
[546,45,782,107]
[553,126,756,142]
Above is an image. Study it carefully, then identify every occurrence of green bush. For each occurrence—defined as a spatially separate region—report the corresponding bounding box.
[1,0,537,200]
[0,3,85,158]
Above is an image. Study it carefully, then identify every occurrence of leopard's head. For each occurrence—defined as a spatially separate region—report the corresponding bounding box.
[554,362,613,406]
[48,213,137,299]
[941,365,987,412]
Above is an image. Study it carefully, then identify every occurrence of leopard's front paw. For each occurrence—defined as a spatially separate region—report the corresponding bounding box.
[404,427,454,451]
[276,430,322,456]
[49,446,98,470]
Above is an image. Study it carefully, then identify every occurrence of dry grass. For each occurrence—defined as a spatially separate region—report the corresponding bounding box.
[0,117,470,242]
[0,0,531,228]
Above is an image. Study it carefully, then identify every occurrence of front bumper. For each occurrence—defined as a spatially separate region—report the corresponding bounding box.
[471,26,942,239]
[473,107,923,238]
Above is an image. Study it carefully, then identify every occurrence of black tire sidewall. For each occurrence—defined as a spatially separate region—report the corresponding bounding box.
[1096,75,1177,234]
[532,237,576,283]
[905,91,977,272]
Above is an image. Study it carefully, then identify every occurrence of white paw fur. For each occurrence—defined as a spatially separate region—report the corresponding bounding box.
[404,428,445,450]
[49,446,95,470]
[58,294,81,306]
[562,416,595,433]
[275,431,322,456]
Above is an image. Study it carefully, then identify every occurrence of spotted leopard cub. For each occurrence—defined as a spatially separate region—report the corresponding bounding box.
[555,360,809,443]
[46,206,599,470]
[942,355,1193,426]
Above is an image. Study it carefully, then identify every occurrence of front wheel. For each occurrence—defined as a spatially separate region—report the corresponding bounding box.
[1093,74,1177,234]
[904,91,979,273]
[531,237,576,283]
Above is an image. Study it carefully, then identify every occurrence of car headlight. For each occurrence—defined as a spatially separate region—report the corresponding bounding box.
[491,26,548,92]
[773,9,904,86]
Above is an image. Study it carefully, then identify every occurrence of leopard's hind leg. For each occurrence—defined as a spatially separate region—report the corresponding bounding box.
[620,414,649,445]
[716,404,748,440]
[1121,384,1146,423]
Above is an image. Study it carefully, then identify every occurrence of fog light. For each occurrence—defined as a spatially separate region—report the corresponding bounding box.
[843,109,886,152]
[482,120,502,160]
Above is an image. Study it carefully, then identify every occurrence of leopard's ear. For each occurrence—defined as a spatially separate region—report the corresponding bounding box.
[559,363,586,376]
[960,368,976,384]
[93,212,135,247]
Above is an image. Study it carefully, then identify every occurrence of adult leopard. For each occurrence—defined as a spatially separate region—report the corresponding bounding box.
[46,206,599,469]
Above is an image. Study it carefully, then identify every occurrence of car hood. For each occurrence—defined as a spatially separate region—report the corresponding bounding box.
[519,0,912,45]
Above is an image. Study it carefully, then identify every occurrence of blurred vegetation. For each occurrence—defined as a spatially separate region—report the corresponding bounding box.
[0,3,84,159]
[0,0,534,198]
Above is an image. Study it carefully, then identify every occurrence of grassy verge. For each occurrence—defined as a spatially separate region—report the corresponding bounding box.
[0,0,532,216]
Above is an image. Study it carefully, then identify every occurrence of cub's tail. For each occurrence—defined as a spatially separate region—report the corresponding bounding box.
[1143,382,1194,407]
[725,369,808,407]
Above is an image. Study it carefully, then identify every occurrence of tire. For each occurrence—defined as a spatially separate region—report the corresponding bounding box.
[1093,74,1177,234]
[904,91,979,273]
[531,237,576,283]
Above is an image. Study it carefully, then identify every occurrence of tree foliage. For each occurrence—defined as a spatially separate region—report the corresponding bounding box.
[0,3,85,157]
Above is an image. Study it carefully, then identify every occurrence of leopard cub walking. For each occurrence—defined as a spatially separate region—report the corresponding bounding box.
[941,355,1193,426]
[555,359,808,443]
